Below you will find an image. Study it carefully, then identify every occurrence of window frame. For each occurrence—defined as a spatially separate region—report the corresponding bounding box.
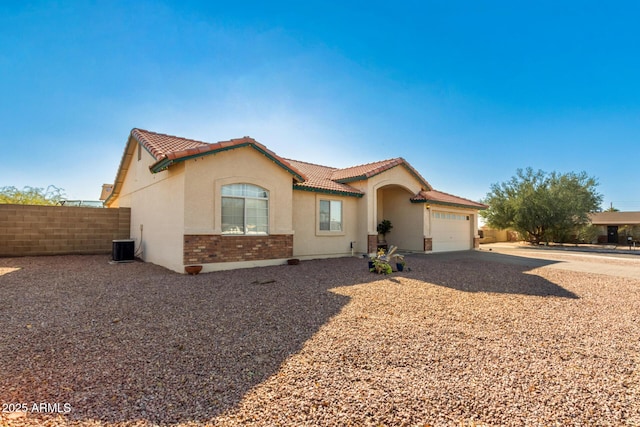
[432,210,472,221]
[316,197,345,236]
[221,183,269,236]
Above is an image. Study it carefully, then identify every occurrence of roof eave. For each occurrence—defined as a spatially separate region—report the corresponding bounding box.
[149,142,307,182]
[411,198,488,210]
[149,156,173,173]
[334,174,367,184]
[293,185,364,198]
[334,162,432,190]
[104,134,137,207]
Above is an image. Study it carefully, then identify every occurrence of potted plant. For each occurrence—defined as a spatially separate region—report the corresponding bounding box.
[369,246,398,274]
[367,253,376,269]
[377,219,393,243]
[395,255,406,272]
[371,257,393,274]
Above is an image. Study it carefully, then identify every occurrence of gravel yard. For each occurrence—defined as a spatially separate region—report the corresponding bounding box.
[0,251,638,426]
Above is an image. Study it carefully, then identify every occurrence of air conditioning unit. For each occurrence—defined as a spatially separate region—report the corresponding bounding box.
[112,239,135,262]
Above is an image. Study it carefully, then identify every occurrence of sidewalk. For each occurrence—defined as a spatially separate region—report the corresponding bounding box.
[480,241,640,256]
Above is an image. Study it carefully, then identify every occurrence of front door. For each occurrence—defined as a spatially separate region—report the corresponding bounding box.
[607,226,619,244]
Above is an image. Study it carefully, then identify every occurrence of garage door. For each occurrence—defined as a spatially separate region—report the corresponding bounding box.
[431,211,472,252]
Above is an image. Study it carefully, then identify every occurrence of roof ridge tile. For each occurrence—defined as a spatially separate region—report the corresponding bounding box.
[132,128,210,147]
[283,158,338,170]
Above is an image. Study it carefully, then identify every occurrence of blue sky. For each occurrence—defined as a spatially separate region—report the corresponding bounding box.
[2,1,639,210]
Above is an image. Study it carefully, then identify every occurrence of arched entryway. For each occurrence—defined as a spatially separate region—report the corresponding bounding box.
[375,184,424,251]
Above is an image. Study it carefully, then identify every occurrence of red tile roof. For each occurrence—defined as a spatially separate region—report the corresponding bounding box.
[411,189,488,209]
[131,128,208,160]
[107,128,484,209]
[285,157,437,197]
[330,158,402,181]
[130,129,306,180]
[330,158,431,190]
[285,159,364,196]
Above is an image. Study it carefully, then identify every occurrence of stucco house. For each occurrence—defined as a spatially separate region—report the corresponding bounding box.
[589,211,640,244]
[105,128,486,273]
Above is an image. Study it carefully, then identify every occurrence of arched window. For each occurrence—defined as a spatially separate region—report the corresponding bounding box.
[221,184,269,235]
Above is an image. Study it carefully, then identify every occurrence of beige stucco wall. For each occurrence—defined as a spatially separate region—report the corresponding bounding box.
[379,186,424,251]
[111,144,298,273]
[348,165,426,253]
[111,142,186,272]
[470,211,480,239]
[352,166,425,235]
[292,190,360,258]
[346,181,372,254]
[109,141,484,270]
[182,146,295,235]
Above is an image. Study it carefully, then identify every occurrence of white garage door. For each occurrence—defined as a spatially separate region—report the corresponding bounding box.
[432,211,472,252]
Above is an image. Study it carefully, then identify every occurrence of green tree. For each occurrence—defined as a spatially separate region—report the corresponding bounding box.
[575,223,600,244]
[480,168,602,244]
[0,185,66,205]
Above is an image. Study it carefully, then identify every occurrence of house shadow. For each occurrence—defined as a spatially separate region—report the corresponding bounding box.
[0,251,576,425]
[404,250,579,299]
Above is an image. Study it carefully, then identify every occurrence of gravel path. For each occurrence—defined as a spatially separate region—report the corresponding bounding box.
[0,252,638,426]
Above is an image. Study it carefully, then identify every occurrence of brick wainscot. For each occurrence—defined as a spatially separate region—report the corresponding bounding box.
[184,234,293,265]
[367,235,379,254]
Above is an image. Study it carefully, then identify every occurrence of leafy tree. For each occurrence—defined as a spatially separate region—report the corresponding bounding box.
[619,225,640,241]
[575,224,600,244]
[480,168,602,244]
[0,185,66,205]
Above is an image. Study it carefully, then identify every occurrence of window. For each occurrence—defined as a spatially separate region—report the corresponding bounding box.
[433,211,470,220]
[221,184,268,235]
[319,200,342,231]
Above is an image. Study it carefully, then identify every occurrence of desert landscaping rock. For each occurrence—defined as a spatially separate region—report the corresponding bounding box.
[0,252,638,426]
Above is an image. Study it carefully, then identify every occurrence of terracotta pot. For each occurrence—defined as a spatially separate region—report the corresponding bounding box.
[185,265,203,275]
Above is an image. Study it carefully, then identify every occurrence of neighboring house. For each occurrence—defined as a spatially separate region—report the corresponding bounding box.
[105,129,487,273]
[589,211,640,244]
[99,184,114,202]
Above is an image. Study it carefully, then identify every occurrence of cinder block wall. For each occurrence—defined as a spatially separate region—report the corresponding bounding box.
[0,205,131,256]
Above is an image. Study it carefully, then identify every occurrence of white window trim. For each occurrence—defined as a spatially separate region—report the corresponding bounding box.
[221,183,269,236]
[213,176,280,235]
[316,196,345,236]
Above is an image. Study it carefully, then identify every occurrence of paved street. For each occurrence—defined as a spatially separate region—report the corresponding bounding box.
[478,242,640,280]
